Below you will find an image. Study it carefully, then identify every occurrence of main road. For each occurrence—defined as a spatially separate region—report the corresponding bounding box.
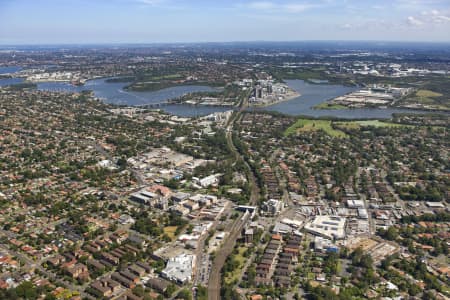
[207,94,259,300]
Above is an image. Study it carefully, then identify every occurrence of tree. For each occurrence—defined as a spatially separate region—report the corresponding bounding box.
[132,285,145,297]
[220,284,240,300]
[247,265,256,286]
[15,281,37,299]
[197,286,208,300]
[176,288,192,300]
[385,227,398,241]
[117,156,128,169]
[44,293,57,300]
[323,252,339,275]
[164,284,177,298]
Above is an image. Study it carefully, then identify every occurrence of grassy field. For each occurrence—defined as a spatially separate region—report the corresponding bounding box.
[313,102,347,110]
[413,89,444,105]
[416,89,443,98]
[224,246,247,284]
[336,120,411,129]
[163,226,178,240]
[284,119,348,138]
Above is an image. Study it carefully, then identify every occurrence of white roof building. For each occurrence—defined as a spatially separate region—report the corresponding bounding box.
[193,174,220,188]
[272,222,294,235]
[425,202,445,208]
[265,199,284,215]
[304,215,346,240]
[347,199,365,208]
[358,208,369,219]
[281,218,303,228]
[118,214,135,225]
[161,254,196,284]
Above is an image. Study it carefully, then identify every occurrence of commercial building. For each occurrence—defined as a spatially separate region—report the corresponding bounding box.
[314,236,339,253]
[358,208,369,219]
[193,174,220,188]
[304,216,346,240]
[347,200,365,209]
[161,254,196,284]
[264,199,284,216]
[425,202,445,209]
[129,190,158,206]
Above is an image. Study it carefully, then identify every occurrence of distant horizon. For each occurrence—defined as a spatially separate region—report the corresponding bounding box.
[1,40,450,47]
[1,0,449,44]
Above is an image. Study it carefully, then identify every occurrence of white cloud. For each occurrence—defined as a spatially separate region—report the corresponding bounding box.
[407,16,424,26]
[422,9,450,23]
[340,23,352,29]
[407,9,450,26]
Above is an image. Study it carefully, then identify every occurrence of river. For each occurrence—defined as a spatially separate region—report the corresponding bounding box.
[0,73,443,118]
[0,66,22,74]
[0,66,24,87]
[260,80,436,119]
[0,78,24,87]
[0,76,230,116]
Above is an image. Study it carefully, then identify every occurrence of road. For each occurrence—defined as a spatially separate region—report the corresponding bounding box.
[92,141,146,185]
[356,167,376,236]
[0,242,88,298]
[207,100,260,300]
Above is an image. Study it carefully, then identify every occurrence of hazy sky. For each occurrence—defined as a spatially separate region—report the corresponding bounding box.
[1,0,449,44]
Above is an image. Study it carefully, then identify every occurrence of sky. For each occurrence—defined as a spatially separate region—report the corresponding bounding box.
[0,0,450,44]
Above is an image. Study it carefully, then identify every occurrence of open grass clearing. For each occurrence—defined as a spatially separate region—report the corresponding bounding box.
[163,226,178,240]
[336,120,413,129]
[285,118,422,138]
[409,89,445,105]
[284,118,348,138]
[416,89,443,98]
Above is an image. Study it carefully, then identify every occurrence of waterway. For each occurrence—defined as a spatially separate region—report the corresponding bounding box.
[0,72,443,118]
[0,66,22,74]
[0,75,230,116]
[36,78,217,106]
[0,77,24,87]
[0,66,24,87]
[261,80,435,119]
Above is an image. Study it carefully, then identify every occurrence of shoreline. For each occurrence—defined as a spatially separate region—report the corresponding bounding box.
[126,81,221,93]
[312,101,450,114]
[312,102,348,110]
[249,90,301,108]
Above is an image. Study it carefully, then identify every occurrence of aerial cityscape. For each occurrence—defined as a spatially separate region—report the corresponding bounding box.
[0,1,449,300]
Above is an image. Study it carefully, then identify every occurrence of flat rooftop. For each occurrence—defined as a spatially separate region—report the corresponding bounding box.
[304,215,346,240]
